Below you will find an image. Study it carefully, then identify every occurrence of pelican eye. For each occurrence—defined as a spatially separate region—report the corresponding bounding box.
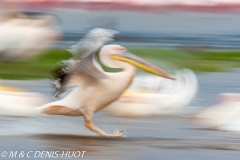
[116,48,126,52]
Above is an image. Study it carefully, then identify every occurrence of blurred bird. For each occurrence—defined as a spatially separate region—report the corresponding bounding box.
[0,12,59,109]
[106,69,197,117]
[38,44,175,137]
[0,85,49,116]
[192,93,240,131]
[0,12,60,61]
[53,28,118,98]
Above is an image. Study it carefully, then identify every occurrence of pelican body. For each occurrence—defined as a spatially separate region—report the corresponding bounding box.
[39,45,174,137]
[0,12,60,61]
[0,86,49,116]
[192,93,240,131]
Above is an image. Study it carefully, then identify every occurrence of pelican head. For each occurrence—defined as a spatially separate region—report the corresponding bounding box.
[100,45,175,80]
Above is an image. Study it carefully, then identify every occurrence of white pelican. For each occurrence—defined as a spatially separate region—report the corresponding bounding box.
[192,93,240,131]
[0,85,49,116]
[38,45,175,137]
[0,12,60,61]
[105,69,198,117]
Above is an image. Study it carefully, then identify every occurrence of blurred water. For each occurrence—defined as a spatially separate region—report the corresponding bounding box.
[1,7,240,159]
[0,70,240,159]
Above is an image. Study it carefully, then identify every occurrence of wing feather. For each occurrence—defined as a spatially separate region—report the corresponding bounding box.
[52,28,117,98]
[53,49,107,98]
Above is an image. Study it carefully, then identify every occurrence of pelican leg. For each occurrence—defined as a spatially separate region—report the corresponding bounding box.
[84,119,124,137]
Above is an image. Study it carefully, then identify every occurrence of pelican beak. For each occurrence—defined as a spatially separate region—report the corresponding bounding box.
[111,52,175,80]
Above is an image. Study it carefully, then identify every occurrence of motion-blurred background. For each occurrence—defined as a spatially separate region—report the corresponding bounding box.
[1,1,240,160]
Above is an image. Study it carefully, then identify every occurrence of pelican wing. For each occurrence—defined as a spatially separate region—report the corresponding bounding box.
[52,28,117,98]
[53,49,107,98]
[72,51,106,80]
[67,28,118,56]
